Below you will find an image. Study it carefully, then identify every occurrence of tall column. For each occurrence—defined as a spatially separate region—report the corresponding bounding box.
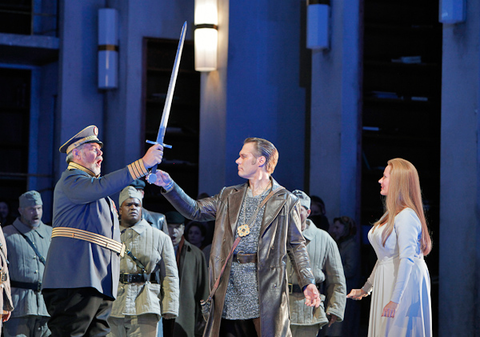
[199,0,307,192]
[55,0,105,180]
[198,0,229,195]
[439,0,480,334]
[309,0,361,220]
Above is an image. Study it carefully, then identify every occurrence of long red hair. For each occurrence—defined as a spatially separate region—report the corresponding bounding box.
[372,158,432,256]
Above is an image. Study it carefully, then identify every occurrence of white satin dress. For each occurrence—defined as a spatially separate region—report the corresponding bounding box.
[363,208,432,337]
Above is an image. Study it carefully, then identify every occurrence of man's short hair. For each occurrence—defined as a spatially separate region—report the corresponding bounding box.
[244,137,279,174]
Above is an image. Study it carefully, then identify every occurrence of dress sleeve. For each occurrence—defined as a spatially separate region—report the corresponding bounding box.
[390,209,422,303]
[362,260,378,294]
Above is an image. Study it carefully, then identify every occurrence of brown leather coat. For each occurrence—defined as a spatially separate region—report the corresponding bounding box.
[163,178,315,337]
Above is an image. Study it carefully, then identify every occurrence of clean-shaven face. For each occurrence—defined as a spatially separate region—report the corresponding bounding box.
[168,223,185,246]
[119,197,142,227]
[188,225,204,246]
[379,165,391,196]
[299,206,311,231]
[235,142,261,179]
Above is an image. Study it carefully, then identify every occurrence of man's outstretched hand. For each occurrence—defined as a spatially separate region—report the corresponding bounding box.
[153,170,173,189]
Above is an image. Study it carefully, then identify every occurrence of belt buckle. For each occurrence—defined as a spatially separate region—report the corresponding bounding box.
[37,282,42,292]
[288,283,293,294]
[120,273,131,283]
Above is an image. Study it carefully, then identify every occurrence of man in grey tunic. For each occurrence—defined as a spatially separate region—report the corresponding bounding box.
[3,190,51,337]
[152,137,321,337]
[288,190,346,337]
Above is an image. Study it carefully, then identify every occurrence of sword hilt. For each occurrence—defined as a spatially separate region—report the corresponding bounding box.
[146,167,158,184]
[146,140,172,149]
[145,140,172,184]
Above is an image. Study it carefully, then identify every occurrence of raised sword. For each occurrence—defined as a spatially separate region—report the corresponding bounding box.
[146,21,187,184]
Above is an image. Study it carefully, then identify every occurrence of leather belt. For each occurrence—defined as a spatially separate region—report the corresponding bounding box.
[52,227,125,257]
[119,273,158,284]
[232,253,257,264]
[288,283,323,294]
[11,280,42,292]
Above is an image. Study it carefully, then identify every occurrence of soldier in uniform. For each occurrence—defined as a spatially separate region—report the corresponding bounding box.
[162,211,209,337]
[108,186,179,337]
[288,190,346,337]
[42,125,163,336]
[3,190,52,337]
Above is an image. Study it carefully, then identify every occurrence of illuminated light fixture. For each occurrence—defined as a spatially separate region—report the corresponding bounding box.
[439,0,466,24]
[98,8,118,89]
[194,0,218,72]
[306,0,330,50]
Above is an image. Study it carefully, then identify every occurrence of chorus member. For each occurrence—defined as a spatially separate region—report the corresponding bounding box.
[288,190,346,337]
[108,186,179,337]
[4,191,51,337]
[347,158,432,336]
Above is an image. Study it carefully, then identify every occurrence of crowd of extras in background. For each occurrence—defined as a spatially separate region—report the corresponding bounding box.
[0,191,362,336]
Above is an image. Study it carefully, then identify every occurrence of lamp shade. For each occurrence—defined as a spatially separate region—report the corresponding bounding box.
[195,0,218,71]
[98,8,118,89]
[307,0,330,50]
[439,0,466,24]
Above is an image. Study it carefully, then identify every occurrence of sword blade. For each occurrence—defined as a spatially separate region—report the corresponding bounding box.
[155,21,187,146]
[146,21,187,184]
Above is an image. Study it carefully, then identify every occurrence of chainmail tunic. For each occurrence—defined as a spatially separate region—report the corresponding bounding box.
[222,188,269,320]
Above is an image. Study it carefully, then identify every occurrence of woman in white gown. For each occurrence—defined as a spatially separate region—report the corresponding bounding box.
[347,158,432,337]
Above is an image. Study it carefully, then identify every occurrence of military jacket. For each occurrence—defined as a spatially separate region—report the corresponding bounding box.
[110,219,179,317]
[4,219,51,317]
[43,166,136,299]
[288,220,346,327]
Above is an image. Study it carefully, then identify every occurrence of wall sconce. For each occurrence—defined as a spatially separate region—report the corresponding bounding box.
[194,0,218,72]
[98,8,118,89]
[306,0,330,50]
[439,0,466,24]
